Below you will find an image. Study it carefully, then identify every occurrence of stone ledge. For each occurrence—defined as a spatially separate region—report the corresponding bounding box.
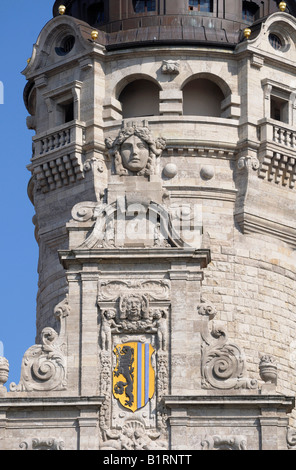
[0,396,104,409]
[59,247,211,269]
[164,394,295,412]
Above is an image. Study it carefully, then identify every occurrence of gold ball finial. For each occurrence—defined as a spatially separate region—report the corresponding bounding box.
[27,58,31,64]
[58,5,66,15]
[91,30,99,41]
[279,2,286,11]
[244,28,251,40]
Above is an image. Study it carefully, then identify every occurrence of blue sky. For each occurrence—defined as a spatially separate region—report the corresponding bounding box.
[0,2,54,386]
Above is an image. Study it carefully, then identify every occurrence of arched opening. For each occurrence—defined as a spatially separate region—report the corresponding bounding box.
[182,78,225,117]
[119,79,160,119]
[87,1,105,24]
[242,1,260,22]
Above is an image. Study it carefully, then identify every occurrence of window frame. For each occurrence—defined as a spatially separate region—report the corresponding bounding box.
[133,0,156,14]
[188,0,213,13]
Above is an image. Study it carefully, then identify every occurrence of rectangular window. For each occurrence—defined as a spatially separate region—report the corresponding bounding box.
[134,1,156,13]
[270,96,289,124]
[189,0,212,12]
[57,100,74,125]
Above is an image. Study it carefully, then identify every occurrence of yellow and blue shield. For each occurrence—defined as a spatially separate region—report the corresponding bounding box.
[113,342,155,413]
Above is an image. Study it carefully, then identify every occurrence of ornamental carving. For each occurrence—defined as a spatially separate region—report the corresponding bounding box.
[201,435,247,450]
[237,155,260,171]
[198,298,258,390]
[98,279,170,449]
[100,304,169,348]
[259,354,278,384]
[98,280,170,350]
[161,60,180,75]
[10,297,69,392]
[71,198,187,249]
[98,280,170,302]
[105,124,166,177]
[101,419,167,450]
[287,427,296,449]
[20,438,65,451]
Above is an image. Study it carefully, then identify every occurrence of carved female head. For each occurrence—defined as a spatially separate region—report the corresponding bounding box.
[105,125,166,177]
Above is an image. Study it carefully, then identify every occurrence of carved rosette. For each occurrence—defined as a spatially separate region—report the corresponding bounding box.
[10,297,69,392]
[237,155,260,171]
[198,297,258,390]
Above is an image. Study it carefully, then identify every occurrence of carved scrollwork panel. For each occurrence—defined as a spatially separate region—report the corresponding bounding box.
[198,297,258,390]
[20,438,65,450]
[10,297,69,392]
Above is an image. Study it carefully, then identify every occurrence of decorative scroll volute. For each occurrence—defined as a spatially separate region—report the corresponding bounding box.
[10,297,70,392]
[198,297,258,390]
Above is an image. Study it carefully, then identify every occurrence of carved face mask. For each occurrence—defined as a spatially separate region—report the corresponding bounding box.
[126,296,142,320]
[120,135,149,172]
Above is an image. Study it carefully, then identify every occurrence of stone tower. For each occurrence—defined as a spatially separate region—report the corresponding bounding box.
[1,0,296,451]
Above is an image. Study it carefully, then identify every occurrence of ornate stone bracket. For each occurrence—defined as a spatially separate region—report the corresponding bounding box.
[198,297,258,390]
[287,427,296,449]
[161,60,180,75]
[237,155,260,171]
[10,297,70,392]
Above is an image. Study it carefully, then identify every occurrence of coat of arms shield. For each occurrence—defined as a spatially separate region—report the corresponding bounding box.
[113,342,155,413]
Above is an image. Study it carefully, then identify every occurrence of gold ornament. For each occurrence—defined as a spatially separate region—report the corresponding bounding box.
[91,30,99,41]
[58,5,66,15]
[279,2,286,11]
[244,28,251,40]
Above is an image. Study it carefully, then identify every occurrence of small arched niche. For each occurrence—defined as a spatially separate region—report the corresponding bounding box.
[119,79,161,119]
[182,77,226,117]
